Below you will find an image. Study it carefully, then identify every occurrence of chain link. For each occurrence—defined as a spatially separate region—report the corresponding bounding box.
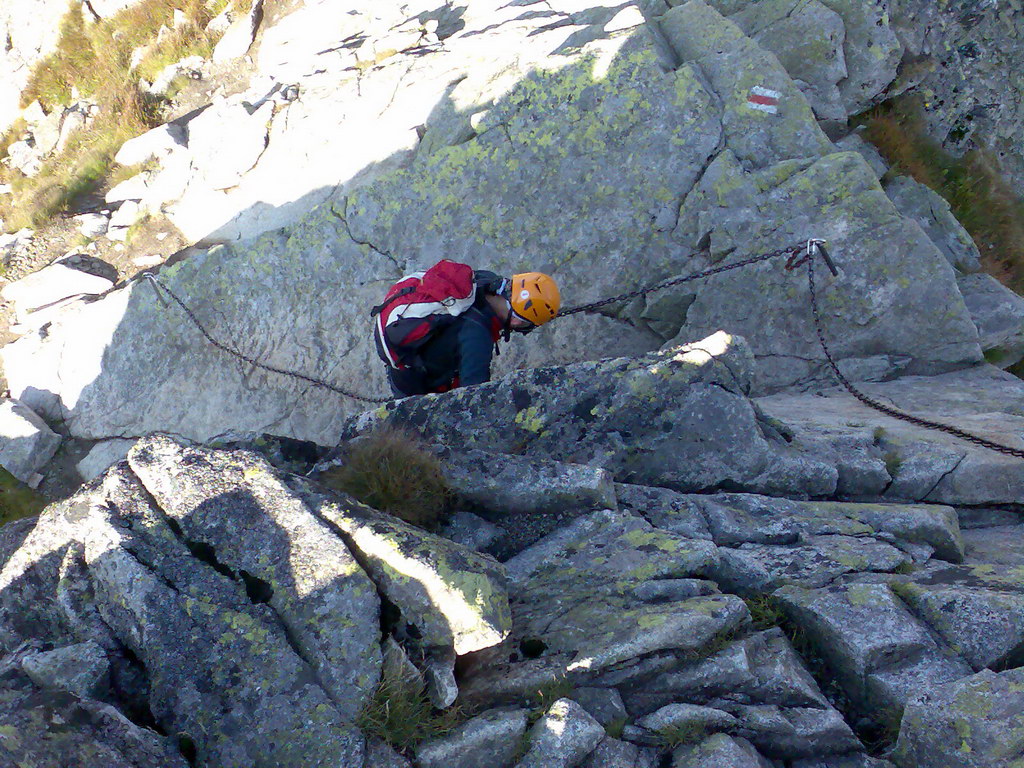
[140,249,1024,461]
[805,255,1024,459]
[558,244,805,317]
[142,274,392,404]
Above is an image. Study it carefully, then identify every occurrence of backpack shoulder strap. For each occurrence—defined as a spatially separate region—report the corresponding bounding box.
[370,285,416,317]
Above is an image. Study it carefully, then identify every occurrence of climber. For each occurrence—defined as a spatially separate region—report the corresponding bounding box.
[372,260,561,397]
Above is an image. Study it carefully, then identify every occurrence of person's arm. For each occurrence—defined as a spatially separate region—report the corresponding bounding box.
[457,312,496,386]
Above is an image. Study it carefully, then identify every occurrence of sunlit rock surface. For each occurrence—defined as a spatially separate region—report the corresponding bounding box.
[1,0,997,444]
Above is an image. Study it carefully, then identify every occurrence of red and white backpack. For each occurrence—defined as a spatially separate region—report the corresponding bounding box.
[371,260,480,370]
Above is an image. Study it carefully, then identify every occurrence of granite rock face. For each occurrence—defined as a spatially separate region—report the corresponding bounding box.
[3,0,1024,764]
[344,333,838,499]
[892,668,1024,768]
[0,435,521,764]
[1,0,998,445]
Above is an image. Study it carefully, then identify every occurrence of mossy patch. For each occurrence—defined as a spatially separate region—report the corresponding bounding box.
[0,467,46,526]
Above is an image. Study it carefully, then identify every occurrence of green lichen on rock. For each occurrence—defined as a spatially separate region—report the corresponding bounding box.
[309,492,511,655]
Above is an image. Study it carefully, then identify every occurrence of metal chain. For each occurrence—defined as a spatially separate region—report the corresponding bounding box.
[805,255,1024,459]
[141,274,392,404]
[140,249,1024,460]
[557,243,806,317]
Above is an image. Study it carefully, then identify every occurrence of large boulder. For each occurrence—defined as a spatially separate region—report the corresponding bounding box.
[0,442,383,767]
[669,147,981,392]
[344,332,837,497]
[2,0,991,448]
[884,177,982,275]
[125,435,383,718]
[0,399,61,485]
[956,272,1024,369]
[893,668,1024,768]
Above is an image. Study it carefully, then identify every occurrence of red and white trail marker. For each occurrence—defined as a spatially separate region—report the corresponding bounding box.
[747,86,781,114]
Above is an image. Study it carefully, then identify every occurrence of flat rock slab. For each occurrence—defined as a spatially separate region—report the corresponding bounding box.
[583,737,659,768]
[439,447,617,517]
[893,668,1024,768]
[127,435,382,719]
[503,507,744,671]
[689,493,963,594]
[775,583,973,719]
[693,493,963,560]
[416,707,528,768]
[756,366,1024,505]
[1,262,112,317]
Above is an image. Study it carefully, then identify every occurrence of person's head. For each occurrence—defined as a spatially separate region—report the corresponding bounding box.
[505,272,560,332]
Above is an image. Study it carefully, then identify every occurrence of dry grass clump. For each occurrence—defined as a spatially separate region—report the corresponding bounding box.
[0,0,248,232]
[744,594,785,632]
[320,427,451,529]
[356,661,461,752]
[856,96,1024,292]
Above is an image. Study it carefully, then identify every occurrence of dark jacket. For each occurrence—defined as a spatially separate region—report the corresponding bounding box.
[387,290,503,397]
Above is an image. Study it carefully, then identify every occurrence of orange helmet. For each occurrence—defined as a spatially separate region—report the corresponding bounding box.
[509,272,560,326]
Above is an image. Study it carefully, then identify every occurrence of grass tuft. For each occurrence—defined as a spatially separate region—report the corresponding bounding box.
[356,661,461,752]
[655,722,707,749]
[744,594,785,632]
[605,716,627,739]
[855,95,1024,292]
[526,676,575,725]
[319,426,451,529]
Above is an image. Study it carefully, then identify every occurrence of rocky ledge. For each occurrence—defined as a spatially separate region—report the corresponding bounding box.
[2,333,1023,767]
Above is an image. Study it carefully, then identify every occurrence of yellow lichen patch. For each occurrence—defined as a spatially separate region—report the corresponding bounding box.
[514,406,546,433]
[845,583,888,608]
[637,613,668,630]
